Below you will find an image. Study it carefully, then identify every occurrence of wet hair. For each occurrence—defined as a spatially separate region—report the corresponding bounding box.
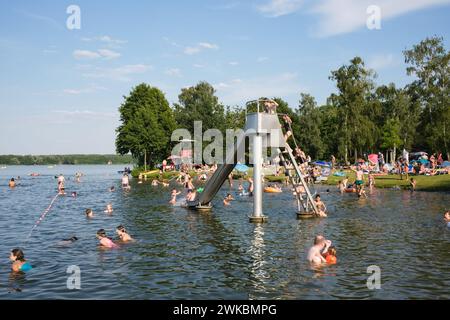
[85,208,93,216]
[315,194,321,199]
[328,246,337,256]
[116,225,127,233]
[10,178,15,182]
[96,229,107,237]
[11,248,25,262]
[314,235,325,245]
[63,236,78,242]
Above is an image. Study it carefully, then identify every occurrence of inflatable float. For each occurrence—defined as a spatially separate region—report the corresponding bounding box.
[345,187,357,193]
[264,187,282,193]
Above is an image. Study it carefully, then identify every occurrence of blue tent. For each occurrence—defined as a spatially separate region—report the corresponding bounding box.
[234,164,249,172]
[313,161,331,167]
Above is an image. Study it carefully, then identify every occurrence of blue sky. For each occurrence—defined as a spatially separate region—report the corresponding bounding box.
[0,0,449,154]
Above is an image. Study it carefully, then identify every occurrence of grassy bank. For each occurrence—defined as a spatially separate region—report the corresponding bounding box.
[324,170,450,192]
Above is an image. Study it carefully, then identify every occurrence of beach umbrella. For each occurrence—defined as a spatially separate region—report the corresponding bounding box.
[235,164,249,172]
[368,154,378,164]
[313,161,331,167]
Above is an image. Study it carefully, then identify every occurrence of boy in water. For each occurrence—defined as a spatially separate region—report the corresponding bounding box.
[116,225,133,242]
[9,178,15,188]
[104,204,113,214]
[85,208,94,218]
[223,193,234,206]
[57,174,65,193]
[121,173,130,190]
[443,211,450,222]
[307,235,332,265]
[314,194,327,217]
[169,189,181,205]
[352,166,364,194]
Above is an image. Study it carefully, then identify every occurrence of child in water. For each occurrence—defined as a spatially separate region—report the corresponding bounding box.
[104,204,113,214]
[96,229,119,248]
[314,194,327,217]
[223,193,234,206]
[322,246,337,265]
[9,178,15,188]
[444,211,450,223]
[10,249,32,272]
[85,208,94,218]
[169,189,181,205]
[116,225,133,242]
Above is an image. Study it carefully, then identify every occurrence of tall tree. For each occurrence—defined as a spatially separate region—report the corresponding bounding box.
[116,83,176,167]
[329,57,377,164]
[297,93,324,159]
[404,36,450,159]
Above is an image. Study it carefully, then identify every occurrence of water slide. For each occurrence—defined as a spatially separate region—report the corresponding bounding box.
[188,136,245,208]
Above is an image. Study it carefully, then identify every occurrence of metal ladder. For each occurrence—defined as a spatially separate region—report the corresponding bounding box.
[278,146,319,216]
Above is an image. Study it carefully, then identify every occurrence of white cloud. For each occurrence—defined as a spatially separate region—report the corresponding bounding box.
[73,50,101,60]
[184,42,219,55]
[62,84,107,95]
[257,0,304,17]
[184,46,201,55]
[82,64,152,81]
[97,49,121,59]
[228,61,239,66]
[73,49,121,60]
[214,73,303,105]
[367,54,396,71]
[81,35,127,47]
[310,0,450,37]
[165,68,182,77]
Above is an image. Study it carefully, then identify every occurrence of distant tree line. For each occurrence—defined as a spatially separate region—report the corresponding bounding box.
[0,154,133,165]
[116,36,449,166]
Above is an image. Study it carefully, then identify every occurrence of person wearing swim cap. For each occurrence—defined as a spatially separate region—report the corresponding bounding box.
[96,229,119,248]
[10,249,32,272]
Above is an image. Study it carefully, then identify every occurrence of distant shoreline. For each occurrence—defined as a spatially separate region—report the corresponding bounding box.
[0,154,133,165]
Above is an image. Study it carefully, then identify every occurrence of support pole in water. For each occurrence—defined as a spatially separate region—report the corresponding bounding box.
[249,110,268,223]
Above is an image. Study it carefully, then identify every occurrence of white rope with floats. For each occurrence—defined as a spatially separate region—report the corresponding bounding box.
[24,193,60,242]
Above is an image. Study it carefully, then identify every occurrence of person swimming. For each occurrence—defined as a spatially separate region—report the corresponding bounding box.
[314,194,327,217]
[169,189,181,205]
[116,225,133,242]
[223,193,234,206]
[307,235,332,265]
[104,204,113,214]
[58,236,78,246]
[85,208,94,218]
[122,173,130,190]
[109,186,116,192]
[71,191,77,198]
[151,179,159,186]
[322,246,337,265]
[444,211,450,223]
[9,178,15,188]
[10,249,32,272]
[96,229,119,248]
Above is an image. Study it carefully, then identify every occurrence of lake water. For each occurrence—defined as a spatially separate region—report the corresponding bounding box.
[0,165,449,299]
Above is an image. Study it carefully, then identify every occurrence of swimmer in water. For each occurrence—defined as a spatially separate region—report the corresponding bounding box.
[10,249,32,272]
[85,208,94,218]
[151,179,159,186]
[57,174,65,194]
[322,246,337,265]
[116,225,133,242]
[121,173,130,190]
[109,186,115,192]
[223,193,234,206]
[169,189,181,205]
[444,211,450,222]
[410,178,417,192]
[96,229,119,248]
[58,236,78,246]
[238,183,244,193]
[307,235,332,265]
[71,192,77,198]
[9,178,15,188]
[314,194,327,217]
[104,204,113,214]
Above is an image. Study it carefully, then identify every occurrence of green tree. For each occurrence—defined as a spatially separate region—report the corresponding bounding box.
[116,83,176,167]
[380,119,402,163]
[404,36,450,159]
[329,57,377,164]
[173,81,226,134]
[297,93,324,159]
